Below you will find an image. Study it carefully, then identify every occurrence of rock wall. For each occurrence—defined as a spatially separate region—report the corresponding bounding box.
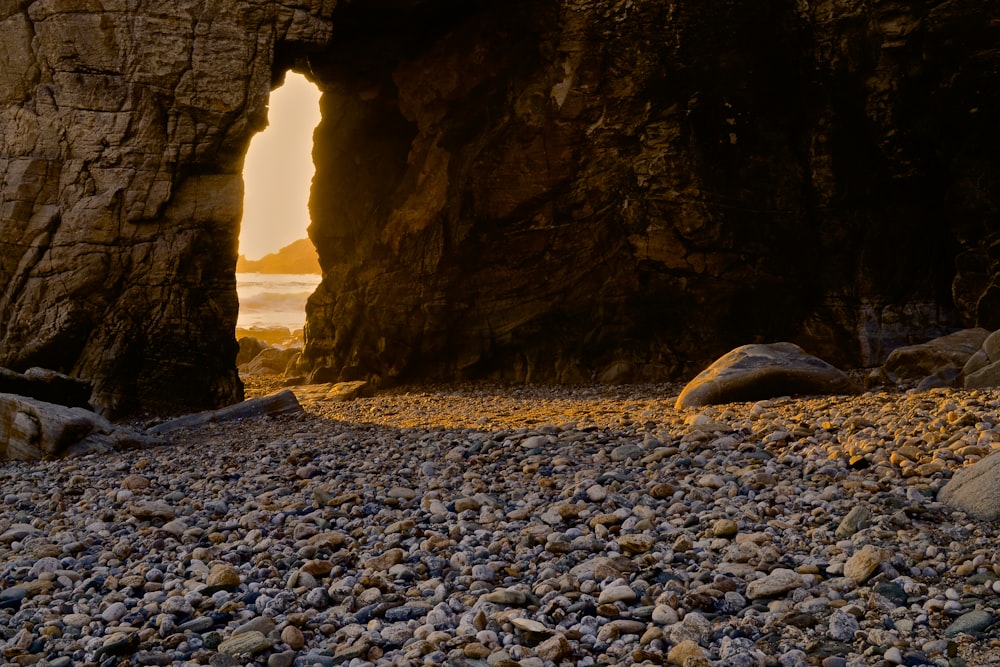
[0,0,997,414]
[0,0,333,416]
[303,0,999,384]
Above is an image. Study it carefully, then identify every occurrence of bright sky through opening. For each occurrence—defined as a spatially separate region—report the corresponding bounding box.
[240,72,322,261]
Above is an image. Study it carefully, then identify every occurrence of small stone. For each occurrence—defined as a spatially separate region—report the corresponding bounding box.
[311,486,333,507]
[64,613,92,628]
[205,563,241,591]
[712,518,738,538]
[300,559,334,577]
[611,443,643,461]
[617,533,654,554]
[828,610,859,642]
[218,631,272,657]
[95,631,140,660]
[884,646,903,664]
[606,619,647,635]
[161,596,193,616]
[307,531,350,549]
[598,584,637,604]
[667,639,706,666]
[384,602,431,622]
[511,617,549,634]
[745,568,804,600]
[129,501,176,521]
[454,496,483,512]
[482,589,527,605]
[834,506,870,538]
[362,548,405,570]
[586,484,607,502]
[464,642,491,659]
[280,625,305,650]
[333,637,370,661]
[520,435,548,449]
[652,604,679,625]
[268,651,297,667]
[101,601,129,622]
[649,482,676,499]
[160,519,187,536]
[232,617,277,636]
[0,524,38,543]
[121,474,151,490]
[843,545,883,583]
[535,634,570,661]
[945,609,994,636]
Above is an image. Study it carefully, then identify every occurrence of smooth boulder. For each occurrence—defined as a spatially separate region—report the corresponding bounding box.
[675,342,860,409]
[962,329,1000,390]
[0,393,158,460]
[872,328,989,389]
[938,451,1000,521]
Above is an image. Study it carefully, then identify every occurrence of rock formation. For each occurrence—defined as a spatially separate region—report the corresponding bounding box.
[0,393,159,460]
[0,0,333,416]
[675,343,860,409]
[1,0,998,415]
[236,238,320,274]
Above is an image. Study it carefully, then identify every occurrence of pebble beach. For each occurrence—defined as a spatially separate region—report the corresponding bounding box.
[2,380,1000,667]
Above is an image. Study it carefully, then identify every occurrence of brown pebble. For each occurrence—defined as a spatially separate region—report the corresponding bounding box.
[281,625,305,650]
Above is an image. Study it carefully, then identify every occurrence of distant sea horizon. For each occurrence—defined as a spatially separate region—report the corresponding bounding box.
[236,272,322,333]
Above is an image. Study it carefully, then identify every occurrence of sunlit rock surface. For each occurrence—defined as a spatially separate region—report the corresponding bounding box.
[0,0,333,416]
[1,0,998,414]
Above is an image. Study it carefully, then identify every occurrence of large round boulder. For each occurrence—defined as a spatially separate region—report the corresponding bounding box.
[675,342,860,409]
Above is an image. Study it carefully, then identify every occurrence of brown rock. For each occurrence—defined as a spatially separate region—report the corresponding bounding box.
[649,482,677,499]
[667,639,707,666]
[617,534,655,554]
[280,625,305,651]
[205,564,241,591]
[712,518,739,538]
[300,559,334,577]
[676,343,859,409]
[535,634,571,662]
[362,548,405,571]
[463,642,491,659]
[121,475,151,490]
[843,545,884,583]
[129,501,176,521]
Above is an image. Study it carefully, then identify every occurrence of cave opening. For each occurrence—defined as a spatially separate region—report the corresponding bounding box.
[236,71,323,351]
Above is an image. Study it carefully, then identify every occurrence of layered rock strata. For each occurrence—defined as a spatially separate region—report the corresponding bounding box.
[0,0,333,415]
[1,0,998,414]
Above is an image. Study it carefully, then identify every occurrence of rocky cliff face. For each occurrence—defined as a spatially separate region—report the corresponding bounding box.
[302,0,999,384]
[1,0,997,415]
[0,0,333,415]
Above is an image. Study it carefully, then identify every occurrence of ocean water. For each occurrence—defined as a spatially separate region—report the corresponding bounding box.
[236,272,322,332]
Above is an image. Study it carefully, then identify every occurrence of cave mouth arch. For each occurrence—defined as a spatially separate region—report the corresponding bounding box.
[0,1,989,420]
[236,71,323,349]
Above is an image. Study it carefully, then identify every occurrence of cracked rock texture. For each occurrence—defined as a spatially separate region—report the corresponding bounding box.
[1,0,998,415]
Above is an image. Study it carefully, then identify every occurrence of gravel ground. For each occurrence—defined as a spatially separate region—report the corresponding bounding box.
[2,379,1000,667]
